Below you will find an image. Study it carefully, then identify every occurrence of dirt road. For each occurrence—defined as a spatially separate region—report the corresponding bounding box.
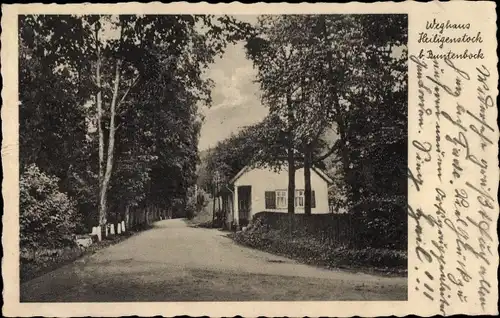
[21,219,407,302]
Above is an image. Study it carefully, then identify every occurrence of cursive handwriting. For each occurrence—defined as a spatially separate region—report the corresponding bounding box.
[410,55,433,130]
[467,66,495,150]
[411,26,497,315]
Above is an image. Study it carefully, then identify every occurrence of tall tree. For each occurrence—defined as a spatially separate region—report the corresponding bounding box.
[19,14,254,231]
[246,14,407,223]
[87,15,253,226]
[19,15,98,227]
[246,16,338,217]
[246,16,301,228]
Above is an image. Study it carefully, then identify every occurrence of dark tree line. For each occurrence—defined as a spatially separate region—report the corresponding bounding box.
[202,15,407,249]
[19,14,253,251]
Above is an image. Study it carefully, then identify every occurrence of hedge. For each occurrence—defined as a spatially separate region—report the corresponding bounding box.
[231,221,407,270]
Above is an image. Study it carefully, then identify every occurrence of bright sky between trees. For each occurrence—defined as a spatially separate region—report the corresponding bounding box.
[198,15,267,151]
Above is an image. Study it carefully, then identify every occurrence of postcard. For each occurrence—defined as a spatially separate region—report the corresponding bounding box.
[1,2,498,317]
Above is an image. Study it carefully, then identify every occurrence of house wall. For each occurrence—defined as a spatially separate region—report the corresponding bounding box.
[233,166,330,223]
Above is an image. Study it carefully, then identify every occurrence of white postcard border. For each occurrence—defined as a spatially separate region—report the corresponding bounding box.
[2,2,498,317]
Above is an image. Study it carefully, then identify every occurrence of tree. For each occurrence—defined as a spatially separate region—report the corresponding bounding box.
[81,15,253,226]
[19,15,98,228]
[246,16,341,218]
[247,14,407,224]
[201,114,287,194]
[19,14,255,235]
[246,16,302,228]
[341,15,408,249]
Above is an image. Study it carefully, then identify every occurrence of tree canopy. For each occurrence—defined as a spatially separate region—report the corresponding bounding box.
[19,14,254,231]
[245,14,407,211]
[202,14,407,241]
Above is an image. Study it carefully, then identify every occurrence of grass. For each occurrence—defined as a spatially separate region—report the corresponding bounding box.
[20,229,141,283]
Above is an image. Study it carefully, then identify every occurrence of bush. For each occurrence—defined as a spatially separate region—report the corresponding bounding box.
[252,211,354,246]
[185,200,196,220]
[195,220,215,228]
[351,201,407,250]
[252,206,407,251]
[20,164,80,252]
[230,217,407,271]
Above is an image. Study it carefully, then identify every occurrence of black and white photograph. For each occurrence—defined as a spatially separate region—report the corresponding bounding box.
[17,13,408,302]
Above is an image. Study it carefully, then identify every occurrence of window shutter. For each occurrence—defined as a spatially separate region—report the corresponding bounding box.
[265,191,276,209]
[311,190,316,208]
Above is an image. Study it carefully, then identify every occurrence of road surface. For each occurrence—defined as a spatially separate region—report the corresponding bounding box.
[21,219,407,302]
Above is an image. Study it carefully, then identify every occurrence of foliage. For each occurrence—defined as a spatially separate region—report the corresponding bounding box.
[20,228,136,283]
[19,19,98,229]
[193,220,216,229]
[20,246,84,283]
[351,201,407,250]
[245,14,407,232]
[19,15,255,233]
[230,218,407,271]
[183,186,202,220]
[341,15,408,247]
[199,116,287,192]
[20,164,81,251]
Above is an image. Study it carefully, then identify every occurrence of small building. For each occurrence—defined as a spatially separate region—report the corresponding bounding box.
[221,164,333,227]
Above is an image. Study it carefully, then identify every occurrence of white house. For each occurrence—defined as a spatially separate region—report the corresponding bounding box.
[221,164,333,227]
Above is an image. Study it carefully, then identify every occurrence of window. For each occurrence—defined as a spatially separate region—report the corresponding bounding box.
[295,190,304,207]
[264,191,276,209]
[276,190,287,209]
[267,189,316,210]
[295,189,316,208]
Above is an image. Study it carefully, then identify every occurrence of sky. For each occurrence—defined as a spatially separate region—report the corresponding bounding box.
[78,15,265,151]
[197,15,267,151]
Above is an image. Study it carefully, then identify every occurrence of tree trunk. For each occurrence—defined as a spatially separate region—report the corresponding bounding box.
[286,93,295,235]
[99,59,123,226]
[130,207,134,228]
[304,145,312,216]
[218,195,222,225]
[337,119,356,205]
[287,146,296,221]
[125,205,130,228]
[141,206,145,225]
[300,71,313,217]
[95,21,106,226]
[212,184,217,227]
